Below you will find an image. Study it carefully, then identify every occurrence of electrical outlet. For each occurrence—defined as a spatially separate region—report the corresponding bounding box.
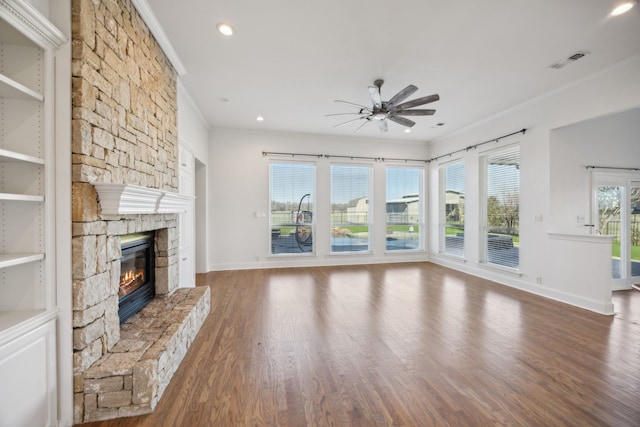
[534,214,543,222]
[576,214,585,224]
[536,276,542,284]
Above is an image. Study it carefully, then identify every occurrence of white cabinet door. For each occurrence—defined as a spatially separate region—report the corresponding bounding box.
[0,320,57,427]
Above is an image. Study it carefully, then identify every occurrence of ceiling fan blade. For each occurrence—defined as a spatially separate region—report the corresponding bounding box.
[387,85,418,108]
[325,111,368,117]
[368,86,382,109]
[388,115,416,128]
[334,100,373,112]
[392,94,440,111]
[353,119,370,133]
[333,116,367,128]
[378,119,388,133]
[393,109,436,116]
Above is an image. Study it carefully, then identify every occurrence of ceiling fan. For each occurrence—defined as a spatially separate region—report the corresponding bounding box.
[329,79,439,133]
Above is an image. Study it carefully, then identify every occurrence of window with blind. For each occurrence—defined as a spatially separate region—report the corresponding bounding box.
[481,145,520,268]
[330,164,372,253]
[441,161,465,256]
[386,167,423,251]
[269,162,315,255]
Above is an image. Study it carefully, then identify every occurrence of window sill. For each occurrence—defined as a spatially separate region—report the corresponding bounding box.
[327,251,373,257]
[433,252,466,263]
[267,252,316,258]
[384,249,426,255]
[477,261,521,277]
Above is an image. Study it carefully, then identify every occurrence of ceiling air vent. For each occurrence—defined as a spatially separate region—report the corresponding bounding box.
[549,50,590,70]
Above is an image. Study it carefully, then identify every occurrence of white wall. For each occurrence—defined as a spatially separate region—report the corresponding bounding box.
[427,56,640,314]
[208,128,430,270]
[177,80,209,160]
[550,106,640,231]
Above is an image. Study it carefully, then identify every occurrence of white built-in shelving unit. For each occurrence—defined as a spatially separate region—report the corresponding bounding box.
[0,1,65,425]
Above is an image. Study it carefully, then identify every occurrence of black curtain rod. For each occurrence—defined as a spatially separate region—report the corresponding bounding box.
[324,154,379,161]
[263,151,424,162]
[379,157,429,164]
[262,151,323,158]
[263,128,526,164]
[428,128,527,163]
[262,151,378,161]
[586,165,640,171]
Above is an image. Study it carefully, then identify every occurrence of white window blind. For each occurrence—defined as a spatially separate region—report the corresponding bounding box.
[386,167,423,250]
[269,162,315,254]
[442,162,465,256]
[330,164,371,252]
[483,146,520,268]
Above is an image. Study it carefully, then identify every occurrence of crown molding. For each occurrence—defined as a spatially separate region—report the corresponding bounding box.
[0,0,66,49]
[131,0,186,76]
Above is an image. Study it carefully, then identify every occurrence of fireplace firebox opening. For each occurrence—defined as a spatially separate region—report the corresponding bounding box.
[119,232,155,323]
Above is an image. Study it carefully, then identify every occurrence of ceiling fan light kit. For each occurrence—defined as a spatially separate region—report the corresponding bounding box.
[330,79,440,133]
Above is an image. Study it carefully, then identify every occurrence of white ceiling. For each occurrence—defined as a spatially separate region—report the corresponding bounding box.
[145,0,640,142]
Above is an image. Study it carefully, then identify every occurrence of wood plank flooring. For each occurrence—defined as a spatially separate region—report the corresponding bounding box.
[78,262,640,426]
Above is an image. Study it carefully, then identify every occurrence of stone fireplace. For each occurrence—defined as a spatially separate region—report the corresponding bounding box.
[71,0,210,422]
[72,207,209,422]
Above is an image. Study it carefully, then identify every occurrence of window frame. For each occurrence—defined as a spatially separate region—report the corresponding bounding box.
[268,160,317,256]
[329,162,374,254]
[479,144,520,271]
[385,165,425,252]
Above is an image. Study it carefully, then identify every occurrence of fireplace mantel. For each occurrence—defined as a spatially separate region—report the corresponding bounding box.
[94,183,192,215]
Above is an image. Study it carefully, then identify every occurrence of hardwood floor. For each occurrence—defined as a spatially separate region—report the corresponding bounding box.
[78,262,640,426]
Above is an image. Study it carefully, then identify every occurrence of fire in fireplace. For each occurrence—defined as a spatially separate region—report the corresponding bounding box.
[119,233,155,323]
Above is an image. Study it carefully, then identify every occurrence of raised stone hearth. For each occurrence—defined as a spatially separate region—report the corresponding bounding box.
[83,286,210,421]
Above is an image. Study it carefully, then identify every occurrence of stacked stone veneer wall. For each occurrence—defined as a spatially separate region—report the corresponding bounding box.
[70,0,209,423]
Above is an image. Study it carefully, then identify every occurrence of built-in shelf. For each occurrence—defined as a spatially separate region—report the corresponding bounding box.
[0,1,65,424]
[0,192,44,202]
[0,148,44,164]
[0,72,43,101]
[0,253,44,269]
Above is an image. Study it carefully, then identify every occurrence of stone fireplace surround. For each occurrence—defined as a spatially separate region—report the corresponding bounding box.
[72,186,210,422]
[70,0,212,421]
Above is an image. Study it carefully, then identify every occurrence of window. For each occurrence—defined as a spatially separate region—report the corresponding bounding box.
[269,162,315,254]
[481,146,520,268]
[330,164,372,252]
[386,167,423,250]
[441,161,465,256]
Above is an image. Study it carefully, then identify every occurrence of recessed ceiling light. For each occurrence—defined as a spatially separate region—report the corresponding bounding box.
[216,23,234,36]
[256,116,264,122]
[611,1,637,16]
[404,128,411,133]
